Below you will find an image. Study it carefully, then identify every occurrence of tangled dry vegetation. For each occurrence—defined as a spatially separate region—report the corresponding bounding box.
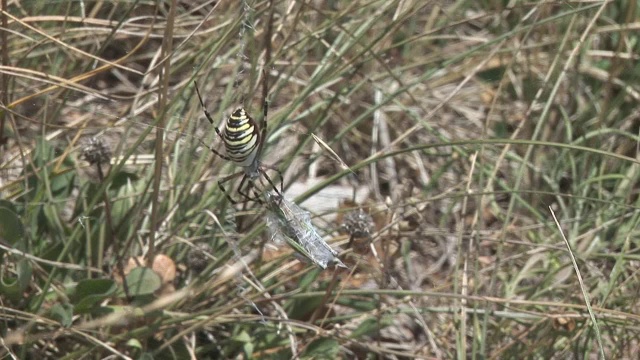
[1,0,640,359]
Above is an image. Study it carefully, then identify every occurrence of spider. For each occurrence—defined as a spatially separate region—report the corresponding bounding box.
[193,73,283,204]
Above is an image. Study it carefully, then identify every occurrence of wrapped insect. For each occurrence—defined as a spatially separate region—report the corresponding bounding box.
[264,191,346,270]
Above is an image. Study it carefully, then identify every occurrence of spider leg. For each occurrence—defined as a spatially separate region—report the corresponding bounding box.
[251,188,261,200]
[205,142,232,162]
[194,81,217,126]
[218,170,244,204]
[194,81,226,141]
[193,81,232,161]
[260,69,269,144]
[254,71,283,197]
[242,180,263,204]
[237,175,254,203]
[253,69,270,160]
[239,177,266,204]
[261,163,284,195]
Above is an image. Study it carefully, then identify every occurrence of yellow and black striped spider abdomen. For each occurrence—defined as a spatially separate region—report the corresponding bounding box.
[223,108,260,167]
[193,79,283,205]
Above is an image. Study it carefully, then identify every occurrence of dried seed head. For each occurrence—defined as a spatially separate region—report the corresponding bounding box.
[341,208,374,239]
[187,243,212,274]
[82,137,111,165]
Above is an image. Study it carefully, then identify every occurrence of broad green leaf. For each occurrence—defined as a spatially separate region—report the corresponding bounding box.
[126,338,143,349]
[50,303,74,327]
[243,342,254,359]
[0,259,32,302]
[117,267,161,297]
[301,338,340,359]
[298,268,321,289]
[16,259,32,293]
[110,170,139,190]
[233,330,252,343]
[349,316,393,339]
[286,295,323,320]
[0,200,24,245]
[71,279,116,313]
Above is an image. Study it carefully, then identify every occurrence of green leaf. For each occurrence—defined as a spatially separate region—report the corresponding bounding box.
[16,259,32,293]
[42,202,67,235]
[24,139,75,199]
[137,352,154,360]
[298,268,321,289]
[117,267,161,298]
[50,168,75,198]
[74,278,116,299]
[233,330,252,343]
[336,296,376,311]
[0,259,32,302]
[127,338,143,349]
[286,295,323,320]
[0,200,24,245]
[71,279,116,313]
[110,170,139,190]
[349,316,393,339]
[49,303,74,327]
[301,338,340,359]
[243,341,254,358]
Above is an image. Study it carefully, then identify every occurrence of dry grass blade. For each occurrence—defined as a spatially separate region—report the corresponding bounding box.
[1,10,142,75]
[311,132,355,175]
[550,206,605,360]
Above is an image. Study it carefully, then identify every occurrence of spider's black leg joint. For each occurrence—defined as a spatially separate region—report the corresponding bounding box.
[217,171,244,205]
[205,144,231,162]
[194,81,226,142]
[237,175,256,204]
[241,180,265,204]
[262,97,268,120]
[247,182,264,204]
[194,81,216,125]
[271,191,284,207]
[262,164,284,196]
[251,188,262,203]
[258,69,269,153]
[261,68,269,119]
[213,127,225,141]
[259,169,282,199]
[193,81,232,160]
[218,181,237,205]
[275,169,284,195]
